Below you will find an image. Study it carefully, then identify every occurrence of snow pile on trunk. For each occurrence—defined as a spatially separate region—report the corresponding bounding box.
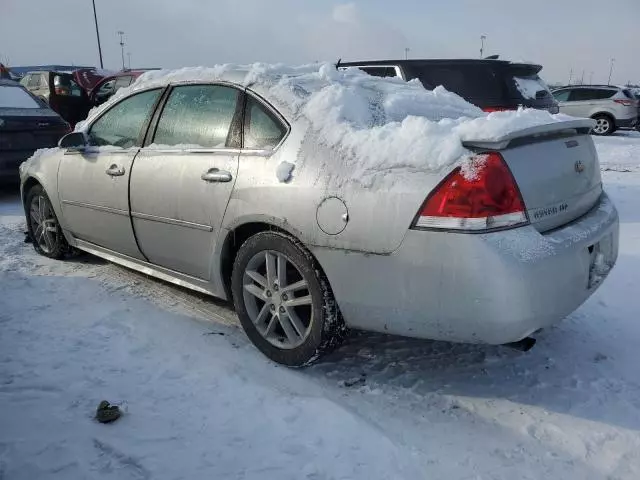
[78,63,579,183]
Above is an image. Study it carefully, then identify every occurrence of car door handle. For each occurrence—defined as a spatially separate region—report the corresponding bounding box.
[105,164,125,177]
[201,168,232,183]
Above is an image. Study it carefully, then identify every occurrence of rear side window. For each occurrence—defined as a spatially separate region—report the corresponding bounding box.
[409,65,504,103]
[512,75,551,100]
[243,96,287,149]
[358,66,398,78]
[28,74,41,88]
[622,89,635,99]
[89,89,161,148]
[153,84,239,148]
[114,76,133,89]
[569,89,616,101]
[552,89,571,102]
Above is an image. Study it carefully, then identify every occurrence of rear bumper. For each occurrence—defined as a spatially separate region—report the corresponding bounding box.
[313,193,619,344]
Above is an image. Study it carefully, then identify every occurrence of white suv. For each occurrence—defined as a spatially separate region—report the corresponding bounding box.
[552,85,638,135]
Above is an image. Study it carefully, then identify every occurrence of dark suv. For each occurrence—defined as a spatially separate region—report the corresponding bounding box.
[339,59,558,113]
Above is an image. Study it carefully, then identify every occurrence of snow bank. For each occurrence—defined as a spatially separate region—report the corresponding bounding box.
[78,63,579,184]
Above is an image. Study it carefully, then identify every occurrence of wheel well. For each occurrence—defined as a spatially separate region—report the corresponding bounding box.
[21,177,41,206]
[591,112,615,125]
[220,222,290,299]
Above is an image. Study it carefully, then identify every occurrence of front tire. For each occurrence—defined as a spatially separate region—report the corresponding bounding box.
[231,231,346,366]
[25,184,69,259]
[591,115,615,136]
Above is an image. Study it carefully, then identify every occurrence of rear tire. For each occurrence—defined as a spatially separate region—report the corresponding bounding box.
[25,184,69,259]
[591,114,615,136]
[231,231,346,366]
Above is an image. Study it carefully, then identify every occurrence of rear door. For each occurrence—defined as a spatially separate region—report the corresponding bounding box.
[129,83,242,279]
[58,88,163,258]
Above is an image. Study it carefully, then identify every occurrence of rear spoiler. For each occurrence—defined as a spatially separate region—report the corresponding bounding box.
[462,118,595,150]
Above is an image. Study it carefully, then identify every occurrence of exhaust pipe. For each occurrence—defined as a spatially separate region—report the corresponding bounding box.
[504,337,536,352]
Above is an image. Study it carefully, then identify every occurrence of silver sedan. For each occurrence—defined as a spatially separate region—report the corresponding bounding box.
[19,68,619,366]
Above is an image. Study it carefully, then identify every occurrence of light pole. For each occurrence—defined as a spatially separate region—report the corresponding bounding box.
[569,68,573,85]
[127,52,131,70]
[91,0,104,68]
[118,31,126,71]
[589,71,594,84]
[404,47,410,60]
[480,35,487,58]
[608,58,615,85]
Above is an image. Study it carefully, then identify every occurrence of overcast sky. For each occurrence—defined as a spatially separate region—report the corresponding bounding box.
[1,0,638,84]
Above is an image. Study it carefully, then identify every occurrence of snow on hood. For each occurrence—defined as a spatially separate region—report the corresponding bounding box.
[77,63,579,184]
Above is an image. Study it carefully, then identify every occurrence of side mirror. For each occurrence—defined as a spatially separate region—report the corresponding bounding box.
[59,131,89,150]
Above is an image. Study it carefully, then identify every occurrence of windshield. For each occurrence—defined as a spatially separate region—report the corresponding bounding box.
[0,85,41,108]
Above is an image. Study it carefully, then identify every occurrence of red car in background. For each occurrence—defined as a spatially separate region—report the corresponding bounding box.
[89,70,149,106]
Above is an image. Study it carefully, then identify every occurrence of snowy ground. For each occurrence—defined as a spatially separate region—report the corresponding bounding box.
[1,131,640,480]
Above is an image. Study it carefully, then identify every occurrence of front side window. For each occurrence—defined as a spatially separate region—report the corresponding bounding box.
[153,84,239,148]
[89,88,161,148]
[96,79,116,97]
[243,96,287,149]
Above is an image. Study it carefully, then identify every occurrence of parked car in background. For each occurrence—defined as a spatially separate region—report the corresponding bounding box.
[0,63,11,80]
[0,79,69,183]
[551,85,638,135]
[88,70,147,106]
[20,71,91,127]
[339,59,559,113]
[19,66,618,366]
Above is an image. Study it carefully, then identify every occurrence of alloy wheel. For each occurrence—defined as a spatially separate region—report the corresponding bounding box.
[29,195,59,254]
[242,250,313,349]
[593,118,610,135]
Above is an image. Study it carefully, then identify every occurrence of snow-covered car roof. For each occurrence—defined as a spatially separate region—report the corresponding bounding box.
[77,63,588,182]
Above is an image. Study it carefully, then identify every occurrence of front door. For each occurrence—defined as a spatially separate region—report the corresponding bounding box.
[129,84,242,280]
[58,88,162,258]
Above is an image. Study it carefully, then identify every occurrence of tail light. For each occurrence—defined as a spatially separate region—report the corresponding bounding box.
[614,99,633,107]
[413,152,528,232]
[482,106,515,113]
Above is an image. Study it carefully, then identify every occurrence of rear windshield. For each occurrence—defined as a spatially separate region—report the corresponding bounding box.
[0,85,40,108]
[402,63,554,108]
[512,75,551,100]
[405,64,505,103]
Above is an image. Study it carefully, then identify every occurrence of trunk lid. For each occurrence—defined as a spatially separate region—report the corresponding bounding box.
[463,119,602,232]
